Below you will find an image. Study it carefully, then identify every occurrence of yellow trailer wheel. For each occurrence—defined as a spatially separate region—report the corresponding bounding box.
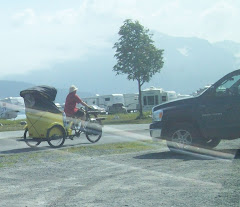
[24,128,41,148]
[47,125,66,148]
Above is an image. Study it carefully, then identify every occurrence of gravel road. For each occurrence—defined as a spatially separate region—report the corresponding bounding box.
[0,139,239,207]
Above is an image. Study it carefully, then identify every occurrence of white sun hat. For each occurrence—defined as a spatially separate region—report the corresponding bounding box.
[69,85,78,93]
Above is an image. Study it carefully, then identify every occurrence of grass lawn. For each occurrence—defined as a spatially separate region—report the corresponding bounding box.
[101,112,152,125]
[0,111,152,132]
[0,119,26,132]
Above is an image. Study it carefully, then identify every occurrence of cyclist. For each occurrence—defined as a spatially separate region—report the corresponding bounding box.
[64,85,92,121]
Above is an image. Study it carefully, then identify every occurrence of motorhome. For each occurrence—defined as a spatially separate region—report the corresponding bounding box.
[141,87,168,112]
[123,93,139,112]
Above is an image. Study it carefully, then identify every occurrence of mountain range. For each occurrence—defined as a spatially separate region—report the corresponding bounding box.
[1,32,240,104]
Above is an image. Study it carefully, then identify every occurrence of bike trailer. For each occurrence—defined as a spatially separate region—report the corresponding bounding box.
[20,85,67,139]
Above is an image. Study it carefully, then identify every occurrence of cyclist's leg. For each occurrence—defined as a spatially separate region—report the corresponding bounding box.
[74,109,86,128]
[75,109,86,120]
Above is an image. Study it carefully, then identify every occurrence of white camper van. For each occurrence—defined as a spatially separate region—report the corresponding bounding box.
[123,93,139,112]
[141,87,168,112]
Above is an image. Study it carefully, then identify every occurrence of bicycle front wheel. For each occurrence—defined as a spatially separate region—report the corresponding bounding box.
[85,121,102,143]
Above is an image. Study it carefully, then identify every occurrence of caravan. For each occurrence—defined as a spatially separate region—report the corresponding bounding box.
[123,93,139,112]
[82,94,125,111]
[81,96,99,106]
[82,94,125,112]
[98,94,125,111]
[166,91,178,101]
[141,87,168,112]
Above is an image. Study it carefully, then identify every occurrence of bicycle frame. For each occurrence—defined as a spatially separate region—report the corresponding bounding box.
[63,108,105,143]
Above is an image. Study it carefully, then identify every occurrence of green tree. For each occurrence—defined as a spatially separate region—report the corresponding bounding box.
[113,19,164,117]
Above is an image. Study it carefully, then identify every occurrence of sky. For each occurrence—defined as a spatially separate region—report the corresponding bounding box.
[0,0,240,78]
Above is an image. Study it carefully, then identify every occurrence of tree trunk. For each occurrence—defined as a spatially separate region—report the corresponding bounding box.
[138,79,143,118]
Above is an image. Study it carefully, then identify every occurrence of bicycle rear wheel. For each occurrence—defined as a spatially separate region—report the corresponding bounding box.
[24,128,41,148]
[85,121,102,143]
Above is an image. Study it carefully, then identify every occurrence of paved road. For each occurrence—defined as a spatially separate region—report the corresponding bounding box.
[0,124,151,154]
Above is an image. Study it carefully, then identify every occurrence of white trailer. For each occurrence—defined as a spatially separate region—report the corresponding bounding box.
[123,93,139,112]
[98,94,125,111]
[81,96,99,106]
[177,94,191,99]
[166,91,178,101]
[141,87,168,112]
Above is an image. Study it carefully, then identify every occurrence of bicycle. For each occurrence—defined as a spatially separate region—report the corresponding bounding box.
[65,107,105,143]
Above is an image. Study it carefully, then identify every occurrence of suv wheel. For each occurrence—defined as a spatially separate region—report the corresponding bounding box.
[167,123,201,152]
[202,138,221,149]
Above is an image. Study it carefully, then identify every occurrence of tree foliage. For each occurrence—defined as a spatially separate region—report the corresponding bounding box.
[113,19,164,116]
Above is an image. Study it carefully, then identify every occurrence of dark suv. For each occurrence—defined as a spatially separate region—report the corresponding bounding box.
[150,69,240,151]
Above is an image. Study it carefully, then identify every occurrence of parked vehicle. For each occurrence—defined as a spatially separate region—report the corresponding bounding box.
[107,103,127,114]
[91,104,106,114]
[81,96,99,106]
[150,69,240,152]
[98,94,125,111]
[141,87,168,112]
[165,91,178,101]
[123,93,139,112]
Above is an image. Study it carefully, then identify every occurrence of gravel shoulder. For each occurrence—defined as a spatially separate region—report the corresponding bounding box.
[0,141,239,207]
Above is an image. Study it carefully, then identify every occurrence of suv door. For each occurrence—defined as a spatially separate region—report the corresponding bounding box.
[199,70,240,139]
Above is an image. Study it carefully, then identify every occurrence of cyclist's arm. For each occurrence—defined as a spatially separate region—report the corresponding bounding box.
[75,95,91,108]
